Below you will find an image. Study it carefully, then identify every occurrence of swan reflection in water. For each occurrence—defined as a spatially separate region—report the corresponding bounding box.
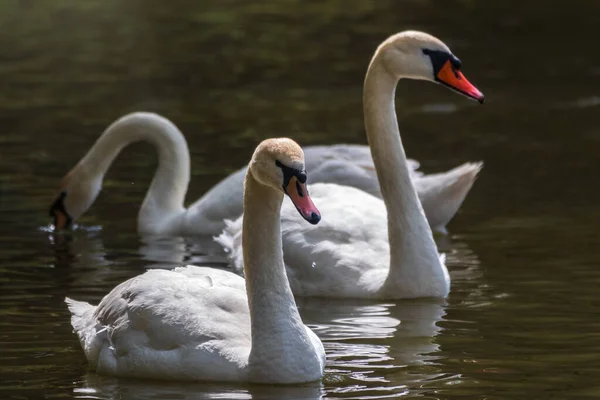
[72,299,447,400]
[77,373,325,400]
[51,228,485,398]
[303,298,448,398]
[49,228,229,272]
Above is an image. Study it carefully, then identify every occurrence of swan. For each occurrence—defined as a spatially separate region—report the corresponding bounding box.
[217,31,484,299]
[49,113,479,236]
[64,138,326,383]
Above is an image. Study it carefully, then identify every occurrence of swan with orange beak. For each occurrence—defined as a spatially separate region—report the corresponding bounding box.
[217,30,485,300]
[423,48,484,103]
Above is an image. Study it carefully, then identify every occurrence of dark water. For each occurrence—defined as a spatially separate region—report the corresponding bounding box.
[2,0,600,398]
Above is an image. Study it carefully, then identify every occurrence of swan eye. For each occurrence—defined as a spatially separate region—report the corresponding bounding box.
[297,172,307,184]
[423,48,484,103]
[275,160,307,190]
[450,55,462,70]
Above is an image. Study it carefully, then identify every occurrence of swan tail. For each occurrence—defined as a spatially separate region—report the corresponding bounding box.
[214,219,236,253]
[65,297,96,332]
[214,218,245,272]
[436,162,483,192]
[406,158,424,178]
[441,161,483,216]
[417,162,483,233]
[65,297,104,368]
[452,161,483,185]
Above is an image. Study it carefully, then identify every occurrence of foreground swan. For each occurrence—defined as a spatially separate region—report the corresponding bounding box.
[217,31,484,299]
[49,113,479,235]
[65,138,325,383]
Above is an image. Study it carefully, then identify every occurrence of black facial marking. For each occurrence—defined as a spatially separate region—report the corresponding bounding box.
[422,48,460,78]
[49,191,73,228]
[275,160,307,192]
[423,48,482,103]
[275,159,319,225]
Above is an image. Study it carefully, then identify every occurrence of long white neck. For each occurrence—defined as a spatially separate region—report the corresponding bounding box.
[242,171,320,382]
[79,112,190,233]
[363,57,448,297]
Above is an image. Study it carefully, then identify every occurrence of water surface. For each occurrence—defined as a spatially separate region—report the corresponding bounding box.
[1,0,600,399]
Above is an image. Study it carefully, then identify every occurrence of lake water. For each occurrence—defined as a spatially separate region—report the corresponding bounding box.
[1,0,600,399]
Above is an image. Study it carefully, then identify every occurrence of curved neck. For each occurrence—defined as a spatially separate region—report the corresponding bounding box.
[242,171,314,378]
[363,57,442,288]
[80,113,190,230]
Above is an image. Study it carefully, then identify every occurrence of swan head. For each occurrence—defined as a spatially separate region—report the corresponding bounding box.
[249,138,321,225]
[375,30,484,103]
[49,165,102,231]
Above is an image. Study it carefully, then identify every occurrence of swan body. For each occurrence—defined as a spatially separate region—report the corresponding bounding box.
[218,183,449,298]
[217,30,484,299]
[50,113,480,235]
[66,138,326,383]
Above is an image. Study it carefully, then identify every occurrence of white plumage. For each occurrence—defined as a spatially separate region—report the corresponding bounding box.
[50,115,480,236]
[66,138,326,383]
[217,30,484,299]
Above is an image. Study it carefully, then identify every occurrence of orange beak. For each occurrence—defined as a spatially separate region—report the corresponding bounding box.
[285,176,321,225]
[436,60,484,104]
[49,191,72,231]
[53,209,69,230]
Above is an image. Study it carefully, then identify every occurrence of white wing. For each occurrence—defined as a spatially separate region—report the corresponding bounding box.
[217,183,391,298]
[66,266,251,381]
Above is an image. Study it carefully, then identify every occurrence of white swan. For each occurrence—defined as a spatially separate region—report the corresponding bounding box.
[49,113,479,235]
[217,31,484,299]
[65,138,325,383]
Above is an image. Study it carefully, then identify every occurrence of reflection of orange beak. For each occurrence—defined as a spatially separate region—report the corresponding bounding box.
[285,176,321,225]
[436,60,484,103]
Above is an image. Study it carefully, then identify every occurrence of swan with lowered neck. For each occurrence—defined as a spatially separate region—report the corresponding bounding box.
[65,138,325,383]
[49,115,479,235]
[217,31,484,299]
